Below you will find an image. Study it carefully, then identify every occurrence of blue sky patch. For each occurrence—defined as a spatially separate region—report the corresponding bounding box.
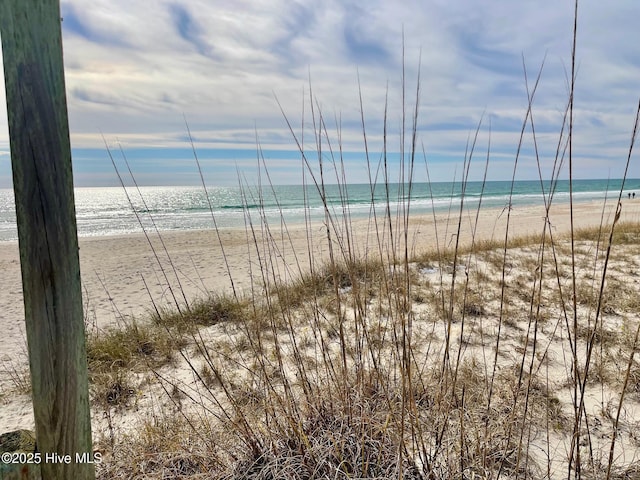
[61,4,128,47]
[169,4,211,57]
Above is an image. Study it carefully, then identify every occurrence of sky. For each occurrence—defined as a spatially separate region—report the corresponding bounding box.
[1,1,639,187]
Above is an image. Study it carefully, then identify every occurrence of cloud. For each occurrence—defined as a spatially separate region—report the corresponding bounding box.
[0,0,638,188]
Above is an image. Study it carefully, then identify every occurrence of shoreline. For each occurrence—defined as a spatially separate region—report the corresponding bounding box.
[1,190,638,243]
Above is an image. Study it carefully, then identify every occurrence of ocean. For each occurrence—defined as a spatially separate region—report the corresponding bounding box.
[0,179,638,242]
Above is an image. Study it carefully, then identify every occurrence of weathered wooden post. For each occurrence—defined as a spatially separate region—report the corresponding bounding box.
[0,1,95,479]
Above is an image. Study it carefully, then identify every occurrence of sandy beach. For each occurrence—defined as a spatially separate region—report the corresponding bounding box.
[1,197,640,444]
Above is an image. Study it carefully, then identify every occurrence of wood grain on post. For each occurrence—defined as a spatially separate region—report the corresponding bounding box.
[0,1,95,479]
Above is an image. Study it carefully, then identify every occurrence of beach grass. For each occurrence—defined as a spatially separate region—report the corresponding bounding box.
[0,77,636,480]
[84,84,640,479]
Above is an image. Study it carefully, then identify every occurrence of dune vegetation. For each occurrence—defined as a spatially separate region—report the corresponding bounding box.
[84,35,640,478]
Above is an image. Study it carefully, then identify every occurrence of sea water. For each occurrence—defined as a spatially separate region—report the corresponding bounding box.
[0,179,638,242]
